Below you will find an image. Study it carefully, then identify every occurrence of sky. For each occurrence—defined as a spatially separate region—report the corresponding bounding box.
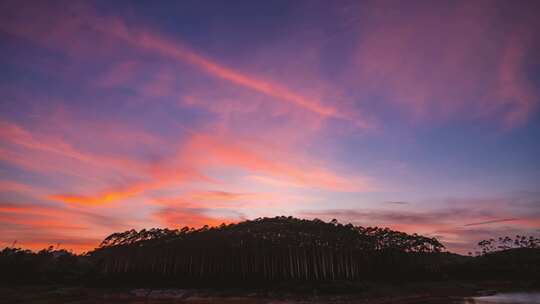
[0,0,539,254]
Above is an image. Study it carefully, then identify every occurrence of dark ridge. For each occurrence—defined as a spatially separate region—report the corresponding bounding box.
[1,217,539,288]
[89,216,445,285]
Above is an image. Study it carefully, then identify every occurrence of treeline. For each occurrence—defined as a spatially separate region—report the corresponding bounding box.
[92,217,445,284]
[448,235,540,280]
[474,235,540,255]
[0,246,93,285]
[1,217,539,286]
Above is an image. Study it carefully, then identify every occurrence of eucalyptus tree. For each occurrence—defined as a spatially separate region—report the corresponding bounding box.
[92,216,445,283]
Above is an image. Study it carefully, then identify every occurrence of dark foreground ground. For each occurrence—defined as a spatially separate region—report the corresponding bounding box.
[1,281,538,304]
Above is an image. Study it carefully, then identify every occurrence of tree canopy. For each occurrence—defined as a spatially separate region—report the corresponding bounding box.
[91,216,445,282]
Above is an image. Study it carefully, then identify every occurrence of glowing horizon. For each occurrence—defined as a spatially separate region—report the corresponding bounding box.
[0,0,539,254]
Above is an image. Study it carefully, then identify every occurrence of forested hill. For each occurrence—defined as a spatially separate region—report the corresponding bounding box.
[90,216,447,282]
[97,216,445,252]
[0,216,540,287]
[2,217,538,286]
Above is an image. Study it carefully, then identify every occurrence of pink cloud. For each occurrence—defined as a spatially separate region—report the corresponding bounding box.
[0,119,151,181]
[153,207,236,229]
[2,1,536,255]
[1,2,360,125]
[348,1,539,127]
[299,193,540,254]
[180,133,371,192]
[45,128,370,205]
[0,202,135,253]
[0,101,368,207]
[99,20,348,120]
[494,31,538,127]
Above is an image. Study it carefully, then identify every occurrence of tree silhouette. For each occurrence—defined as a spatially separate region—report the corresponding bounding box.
[476,235,540,255]
[91,216,445,282]
[2,218,538,286]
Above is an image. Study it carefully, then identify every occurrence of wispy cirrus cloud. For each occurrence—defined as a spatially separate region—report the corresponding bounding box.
[0,120,149,177]
[385,201,409,205]
[181,133,370,192]
[464,218,519,227]
[99,21,350,122]
[49,131,370,205]
[346,1,540,128]
[0,201,135,252]
[0,0,538,255]
[298,192,540,253]
[0,1,365,127]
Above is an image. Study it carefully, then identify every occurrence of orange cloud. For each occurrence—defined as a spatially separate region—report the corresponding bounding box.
[1,239,100,254]
[151,189,309,214]
[0,119,202,205]
[0,4,372,211]
[48,130,369,206]
[153,206,240,228]
[49,188,145,205]
[182,133,370,192]
[0,202,135,252]
[0,202,124,227]
[0,214,87,231]
[48,166,206,205]
[187,190,252,202]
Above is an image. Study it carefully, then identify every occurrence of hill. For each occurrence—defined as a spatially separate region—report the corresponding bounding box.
[1,217,538,287]
[90,216,448,284]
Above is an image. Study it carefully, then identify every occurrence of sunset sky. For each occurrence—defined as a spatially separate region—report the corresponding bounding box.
[1,0,539,254]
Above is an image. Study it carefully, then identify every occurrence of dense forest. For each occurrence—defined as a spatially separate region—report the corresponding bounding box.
[1,217,539,287]
[93,217,445,283]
